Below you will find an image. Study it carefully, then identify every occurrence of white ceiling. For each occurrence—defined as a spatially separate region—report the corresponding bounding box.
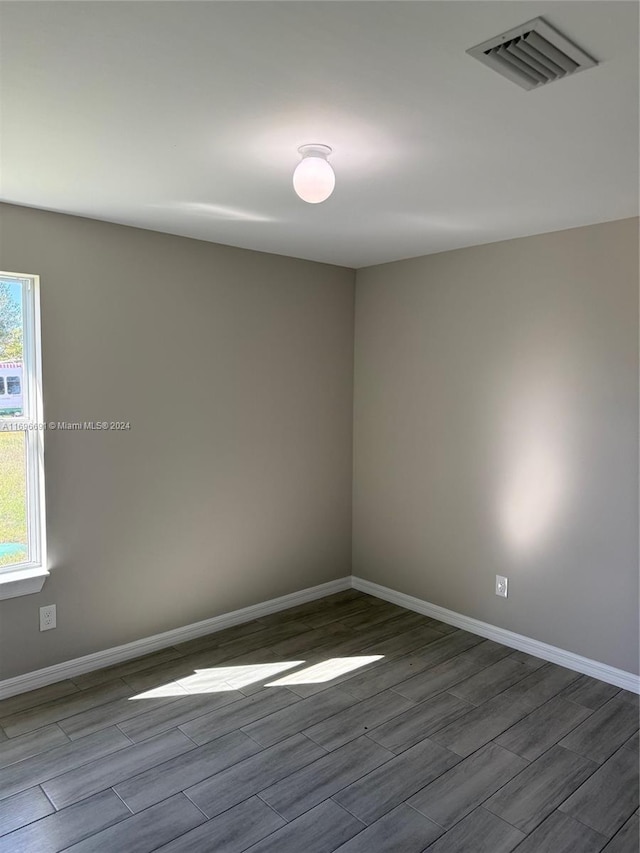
[1,1,638,268]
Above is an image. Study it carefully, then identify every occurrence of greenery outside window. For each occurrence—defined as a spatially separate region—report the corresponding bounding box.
[0,272,47,594]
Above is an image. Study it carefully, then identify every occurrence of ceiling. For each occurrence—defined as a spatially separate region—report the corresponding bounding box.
[1,1,638,268]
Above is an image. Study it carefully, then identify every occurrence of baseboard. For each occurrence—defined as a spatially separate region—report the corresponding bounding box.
[0,576,352,700]
[353,576,640,694]
[3,572,637,700]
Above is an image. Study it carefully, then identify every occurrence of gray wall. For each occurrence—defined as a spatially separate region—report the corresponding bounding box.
[1,207,637,681]
[353,219,639,674]
[0,203,355,679]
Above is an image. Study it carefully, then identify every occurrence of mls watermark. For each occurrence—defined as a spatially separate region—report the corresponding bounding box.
[1,421,132,431]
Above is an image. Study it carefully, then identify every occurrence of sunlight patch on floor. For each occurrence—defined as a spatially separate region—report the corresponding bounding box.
[128,656,384,699]
[266,656,383,686]
[128,661,303,699]
[178,661,303,693]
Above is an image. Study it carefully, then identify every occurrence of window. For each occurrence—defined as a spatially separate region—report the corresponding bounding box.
[0,273,47,593]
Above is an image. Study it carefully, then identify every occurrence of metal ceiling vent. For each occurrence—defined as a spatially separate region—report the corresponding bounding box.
[467,17,597,91]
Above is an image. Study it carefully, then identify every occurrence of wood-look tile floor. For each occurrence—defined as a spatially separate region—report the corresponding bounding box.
[0,590,638,852]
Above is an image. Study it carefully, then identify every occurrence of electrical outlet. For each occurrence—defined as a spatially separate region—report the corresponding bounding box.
[39,604,56,631]
[495,575,508,598]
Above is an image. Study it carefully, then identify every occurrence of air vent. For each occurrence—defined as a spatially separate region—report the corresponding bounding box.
[467,17,597,90]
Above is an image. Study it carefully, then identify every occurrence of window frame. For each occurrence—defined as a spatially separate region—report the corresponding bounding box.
[0,271,47,588]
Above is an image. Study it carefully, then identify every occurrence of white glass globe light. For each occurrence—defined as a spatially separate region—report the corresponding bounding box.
[293,144,335,204]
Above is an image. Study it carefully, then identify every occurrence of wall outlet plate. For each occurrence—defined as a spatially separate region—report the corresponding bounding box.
[496,575,508,598]
[39,604,56,631]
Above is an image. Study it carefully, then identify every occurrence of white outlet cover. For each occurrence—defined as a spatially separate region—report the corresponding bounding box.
[495,576,508,598]
[39,604,57,631]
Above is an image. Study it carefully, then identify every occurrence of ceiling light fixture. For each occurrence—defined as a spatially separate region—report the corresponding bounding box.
[293,144,335,204]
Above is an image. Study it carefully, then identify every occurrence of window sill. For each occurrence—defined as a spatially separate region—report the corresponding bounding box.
[0,566,49,600]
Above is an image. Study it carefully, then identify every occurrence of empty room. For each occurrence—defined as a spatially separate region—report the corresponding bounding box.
[0,2,638,852]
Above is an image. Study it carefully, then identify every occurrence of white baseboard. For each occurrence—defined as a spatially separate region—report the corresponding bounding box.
[353,576,640,694]
[0,576,351,700]
[3,573,638,700]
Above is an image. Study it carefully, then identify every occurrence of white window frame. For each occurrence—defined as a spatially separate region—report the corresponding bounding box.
[0,271,48,598]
